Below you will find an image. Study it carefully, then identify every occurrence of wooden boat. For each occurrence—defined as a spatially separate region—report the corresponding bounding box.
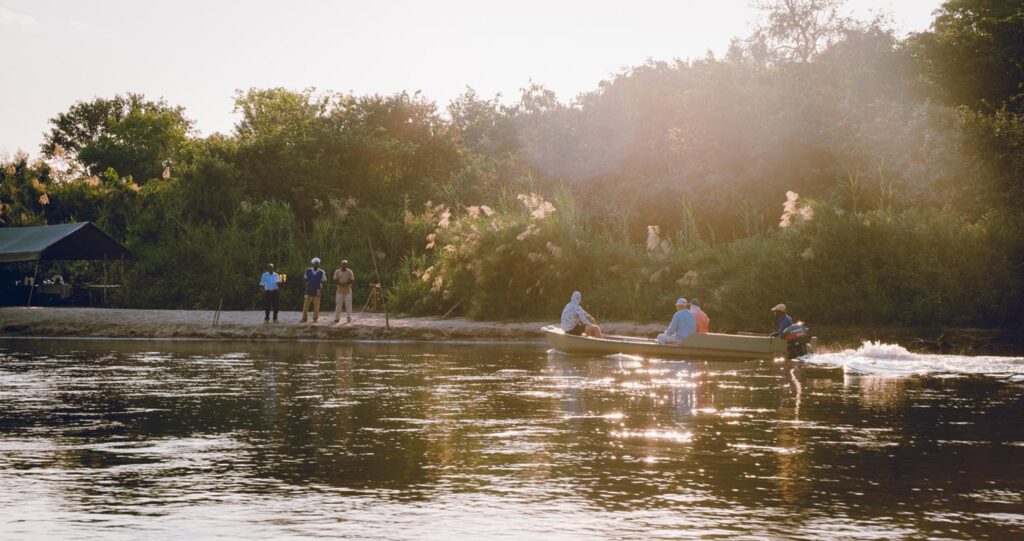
[543,325,812,361]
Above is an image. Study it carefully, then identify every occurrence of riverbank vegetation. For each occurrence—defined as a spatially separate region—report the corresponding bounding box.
[2,0,1022,331]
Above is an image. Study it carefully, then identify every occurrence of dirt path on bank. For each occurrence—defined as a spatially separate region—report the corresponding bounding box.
[0,307,665,341]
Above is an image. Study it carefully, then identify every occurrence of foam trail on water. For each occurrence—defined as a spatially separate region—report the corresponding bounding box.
[801,341,1024,381]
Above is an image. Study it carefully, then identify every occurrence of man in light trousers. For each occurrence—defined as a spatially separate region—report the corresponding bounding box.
[333,260,355,324]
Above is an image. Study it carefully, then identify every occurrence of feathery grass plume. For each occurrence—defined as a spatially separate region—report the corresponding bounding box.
[780,191,798,227]
[801,247,815,260]
[38,194,49,206]
[649,266,669,283]
[546,241,563,258]
[780,191,812,228]
[516,223,540,241]
[425,233,437,250]
[676,270,699,287]
[328,196,358,219]
[517,193,556,219]
[646,225,670,258]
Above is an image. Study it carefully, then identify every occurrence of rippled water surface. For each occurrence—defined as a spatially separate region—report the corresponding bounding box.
[1,338,1022,540]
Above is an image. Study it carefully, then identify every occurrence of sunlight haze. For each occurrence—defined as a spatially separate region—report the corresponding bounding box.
[1,0,942,155]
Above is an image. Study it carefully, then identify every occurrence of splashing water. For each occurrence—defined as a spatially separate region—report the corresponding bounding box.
[802,341,1024,382]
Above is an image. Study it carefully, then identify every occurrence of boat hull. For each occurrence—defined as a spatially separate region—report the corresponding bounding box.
[543,326,789,361]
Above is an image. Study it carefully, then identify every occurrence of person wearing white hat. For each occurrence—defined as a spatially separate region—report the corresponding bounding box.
[333,260,355,324]
[656,297,696,345]
[771,303,794,337]
[301,257,327,323]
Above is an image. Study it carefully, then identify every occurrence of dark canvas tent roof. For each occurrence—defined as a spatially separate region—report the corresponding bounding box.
[0,222,129,263]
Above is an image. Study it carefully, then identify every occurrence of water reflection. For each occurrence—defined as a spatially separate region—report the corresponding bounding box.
[0,338,1021,539]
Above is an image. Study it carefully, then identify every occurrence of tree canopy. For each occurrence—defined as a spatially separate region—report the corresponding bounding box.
[42,93,193,183]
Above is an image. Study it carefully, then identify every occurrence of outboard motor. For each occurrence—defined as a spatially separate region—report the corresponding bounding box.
[782,323,813,359]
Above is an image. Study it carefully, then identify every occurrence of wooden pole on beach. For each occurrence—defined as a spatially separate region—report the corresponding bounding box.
[214,298,223,327]
[25,258,40,307]
[367,238,390,330]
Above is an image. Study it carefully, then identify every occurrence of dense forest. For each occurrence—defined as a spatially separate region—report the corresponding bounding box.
[2,0,1022,331]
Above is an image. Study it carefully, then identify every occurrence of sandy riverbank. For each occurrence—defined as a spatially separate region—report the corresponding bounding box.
[0,307,665,341]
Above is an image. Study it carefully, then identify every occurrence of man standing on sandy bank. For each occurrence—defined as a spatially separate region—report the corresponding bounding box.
[302,258,327,323]
[259,263,280,323]
[333,260,355,324]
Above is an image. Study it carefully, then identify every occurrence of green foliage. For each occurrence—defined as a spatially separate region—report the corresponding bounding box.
[42,93,193,183]
[0,153,51,225]
[391,191,1023,329]
[903,0,1024,113]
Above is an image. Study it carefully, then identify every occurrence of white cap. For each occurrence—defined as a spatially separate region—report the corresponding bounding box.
[311,257,321,264]
[676,298,688,306]
[772,303,787,312]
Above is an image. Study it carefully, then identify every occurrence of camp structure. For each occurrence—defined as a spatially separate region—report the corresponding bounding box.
[0,222,129,306]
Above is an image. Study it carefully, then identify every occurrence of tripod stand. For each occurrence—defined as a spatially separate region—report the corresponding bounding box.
[363,282,385,312]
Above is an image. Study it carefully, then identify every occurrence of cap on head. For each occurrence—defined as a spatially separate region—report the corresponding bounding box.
[341,260,349,266]
[675,297,688,306]
[772,303,787,312]
[312,257,321,265]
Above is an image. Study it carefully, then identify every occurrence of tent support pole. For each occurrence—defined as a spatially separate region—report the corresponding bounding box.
[26,258,40,307]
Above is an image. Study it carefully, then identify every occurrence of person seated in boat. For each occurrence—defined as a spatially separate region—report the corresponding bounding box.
[690,298,710,333]
[656,298,696,345]
[771,303,794,337]
[560,291,603,337]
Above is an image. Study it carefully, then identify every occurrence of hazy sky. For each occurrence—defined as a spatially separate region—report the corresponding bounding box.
[1,0,943,156]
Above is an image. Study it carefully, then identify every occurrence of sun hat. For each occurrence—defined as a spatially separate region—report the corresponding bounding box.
[771,303,787,312]
[676,297,688,306]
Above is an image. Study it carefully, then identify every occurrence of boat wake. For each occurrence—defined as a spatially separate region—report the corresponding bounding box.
[800,341,1024,382]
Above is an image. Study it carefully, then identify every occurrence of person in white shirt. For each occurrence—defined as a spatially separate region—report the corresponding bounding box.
[560,291,602,337]
[333,260,355,324]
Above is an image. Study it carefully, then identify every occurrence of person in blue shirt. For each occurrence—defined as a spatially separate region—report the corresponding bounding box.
[772,303,794,336]
[656,298,696,345]
[259,263,280,322]
[302,257,328,323]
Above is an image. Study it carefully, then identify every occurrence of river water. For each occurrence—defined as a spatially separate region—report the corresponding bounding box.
[0,338,1022,540]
